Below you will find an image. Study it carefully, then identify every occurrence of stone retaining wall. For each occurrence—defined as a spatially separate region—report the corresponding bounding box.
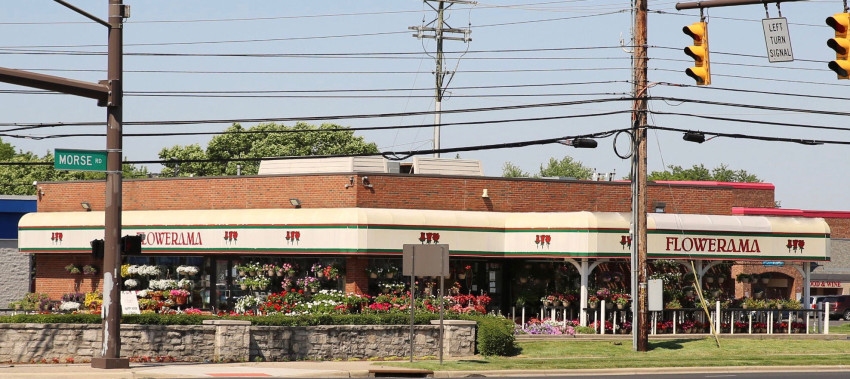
[0,320,476,363]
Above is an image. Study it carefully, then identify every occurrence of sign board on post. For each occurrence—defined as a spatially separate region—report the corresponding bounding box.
[120,291,140,315]
[762,17,793,63]
[402,244,449,276]
[647,279,664,312]
[54,149,107,172]
[402,244,449,365]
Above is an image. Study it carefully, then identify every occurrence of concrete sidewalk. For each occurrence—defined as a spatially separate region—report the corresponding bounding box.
[1,361,849,378]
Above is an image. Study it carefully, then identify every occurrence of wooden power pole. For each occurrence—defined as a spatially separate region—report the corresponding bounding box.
[632,0,649,352]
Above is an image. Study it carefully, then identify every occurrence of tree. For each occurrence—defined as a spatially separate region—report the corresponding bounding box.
[502,155,594,180]
[647,164,761,183]
[158,122,380,177]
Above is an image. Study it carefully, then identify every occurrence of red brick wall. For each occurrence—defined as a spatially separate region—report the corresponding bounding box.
[732,187,776,209]
[37,175,766,215]
[34,254,103,299]
[824,217,850,239]
[345,256,369,295]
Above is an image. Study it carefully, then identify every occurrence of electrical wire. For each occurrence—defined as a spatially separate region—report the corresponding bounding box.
[0,128,629,166]
[0,109,635,139]
[647,125,847,146]
[0,97,634,128]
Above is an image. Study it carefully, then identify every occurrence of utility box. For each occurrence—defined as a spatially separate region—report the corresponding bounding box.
[648,279,664,312]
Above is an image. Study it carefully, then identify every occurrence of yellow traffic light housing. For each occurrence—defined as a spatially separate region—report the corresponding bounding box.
[826,13,850,79]
[683,22,710,85]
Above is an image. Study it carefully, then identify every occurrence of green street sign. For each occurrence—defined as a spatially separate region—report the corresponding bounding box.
[54,149,107,172]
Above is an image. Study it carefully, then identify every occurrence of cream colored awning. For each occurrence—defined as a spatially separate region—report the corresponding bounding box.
[18,208,830,261]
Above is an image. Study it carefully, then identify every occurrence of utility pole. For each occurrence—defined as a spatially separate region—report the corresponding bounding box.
[631,0,649,352]
[0,0,128,368]
[409,0,473,157]
[95,0,127,369]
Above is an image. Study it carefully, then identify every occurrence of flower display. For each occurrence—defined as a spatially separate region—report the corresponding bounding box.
[176,265,199,276]
[64,264,81,274]
[149,279,178,291]
[170,289,190,297]
[177,278,194,289]
[516,318,577,335]
[127,265,161,277]
[59,301,81,311]
[82,265,98,275]
[297,276,320,289]
[124,278,139,289]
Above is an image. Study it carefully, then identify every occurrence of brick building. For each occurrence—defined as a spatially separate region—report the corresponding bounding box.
[17,158,843,316]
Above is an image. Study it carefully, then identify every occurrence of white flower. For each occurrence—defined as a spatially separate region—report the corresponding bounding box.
[124,279,138,288]
[176,265,199,275]
[136,290,148,298]
[59,301,80,311]
[177,278,194,289]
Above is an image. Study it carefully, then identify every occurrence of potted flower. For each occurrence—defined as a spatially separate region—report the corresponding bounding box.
[759,273,771,285]
[736,273,751,283]
[587,295,599,309]
[65,264,81,274]
[560,293,577,307]
[595,288,610,300]
[297,276,320,292]
[263,264,278,277]
[613,293,630,310]
[238,277,252,291]
[170,289,190,305]
[279,263,295,277]
[124,278,138,289]
[366,266,380,279]
[176,265,199,277]
[385,265,399,279]
[311,263,324,278]
[540,295,552,307]
[704,274,715,284]
[665,298,682,309]
[82,265,98,275]
[321,265,340,280]
[177,278,194,290]
[255,276,271,290]
[457,265,471,280]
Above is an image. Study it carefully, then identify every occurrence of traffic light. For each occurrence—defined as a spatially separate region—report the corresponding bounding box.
[826,13,850,79]
[683,22,711,85]
[121,235,143,255]
[91,239,104,259]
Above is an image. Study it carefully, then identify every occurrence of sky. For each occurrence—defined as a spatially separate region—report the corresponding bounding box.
[0,0,847,211]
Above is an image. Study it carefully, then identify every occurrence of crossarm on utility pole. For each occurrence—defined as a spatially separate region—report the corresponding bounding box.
[0,67,109,102]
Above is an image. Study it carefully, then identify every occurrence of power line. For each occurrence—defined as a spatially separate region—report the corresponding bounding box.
[649,111,850,133]
[647,125,848,146]
[654,82,850,102]
[0,97,634,128]
[0,128,628,166]
[0,109,635,138]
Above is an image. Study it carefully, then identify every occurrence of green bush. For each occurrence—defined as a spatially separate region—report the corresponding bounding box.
[459,314,518,356]
[0,313,101,324]
[574,325,597,334]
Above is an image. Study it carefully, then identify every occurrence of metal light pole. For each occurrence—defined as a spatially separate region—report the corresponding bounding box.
[91,0,128,369]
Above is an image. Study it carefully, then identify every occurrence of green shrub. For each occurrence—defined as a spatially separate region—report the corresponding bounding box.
[574,325,597,334]
[459,314,518,356]
[0,313,101,324]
